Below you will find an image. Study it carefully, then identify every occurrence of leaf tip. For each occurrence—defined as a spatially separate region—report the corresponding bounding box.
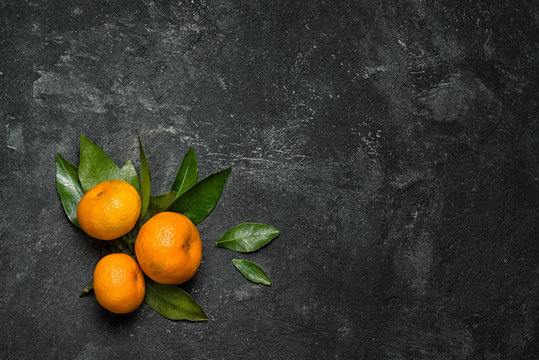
[220,167,232,179]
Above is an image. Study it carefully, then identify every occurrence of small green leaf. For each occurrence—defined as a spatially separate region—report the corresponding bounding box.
[168,168,231,225]
[142,190,176,223]
[232,259,271,285]
[78,134,122,192]
[144,278,208,321]
[120,160,140,193]
[171,148,198,200]
[55,154,84,226]
[137,132,151,220]
[217,223,280,253]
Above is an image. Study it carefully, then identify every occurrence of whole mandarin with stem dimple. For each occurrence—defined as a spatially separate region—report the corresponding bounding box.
[77,179,141,240]
[135,212,202,285]
[93,253,145,314]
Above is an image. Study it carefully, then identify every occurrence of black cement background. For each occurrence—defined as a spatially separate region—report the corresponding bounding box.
[1,0,538,359]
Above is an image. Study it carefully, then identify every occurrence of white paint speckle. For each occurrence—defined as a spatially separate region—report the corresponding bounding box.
[234,288,251,301]
[72,7,83,16]
[7,124,25,153]
[362,65,388,79]
[216,76,228,90]
[338,325,352,339]
[148,125,180,135]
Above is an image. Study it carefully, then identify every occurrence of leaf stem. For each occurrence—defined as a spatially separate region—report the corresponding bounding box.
[109,239,124,253]
[79,285,94,297]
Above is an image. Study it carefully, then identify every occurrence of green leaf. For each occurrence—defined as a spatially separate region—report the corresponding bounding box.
[78,134,122,192]
[120,160,140,193]
[137,132,151,220]
[216,223,280,253]
[144,278,208,321]
[232,259,271,285]
[142,190,176,223]
[55,154,85,226]
[167,168,231,225]
[171,148,198,200]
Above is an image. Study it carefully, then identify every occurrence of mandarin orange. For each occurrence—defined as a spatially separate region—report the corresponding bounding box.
[77,180,141,240]
[93,253,145,314]
[135,212,202,284]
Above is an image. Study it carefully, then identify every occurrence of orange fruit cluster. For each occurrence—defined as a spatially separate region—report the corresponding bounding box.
[78,180,202,314]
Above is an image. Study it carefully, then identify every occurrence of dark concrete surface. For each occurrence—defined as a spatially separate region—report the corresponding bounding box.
[1,0,538,359]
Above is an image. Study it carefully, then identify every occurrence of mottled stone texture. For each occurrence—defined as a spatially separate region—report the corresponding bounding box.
[1,0,538,358]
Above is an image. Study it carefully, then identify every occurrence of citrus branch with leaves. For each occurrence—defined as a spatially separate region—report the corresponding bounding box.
[56,133,280,321]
